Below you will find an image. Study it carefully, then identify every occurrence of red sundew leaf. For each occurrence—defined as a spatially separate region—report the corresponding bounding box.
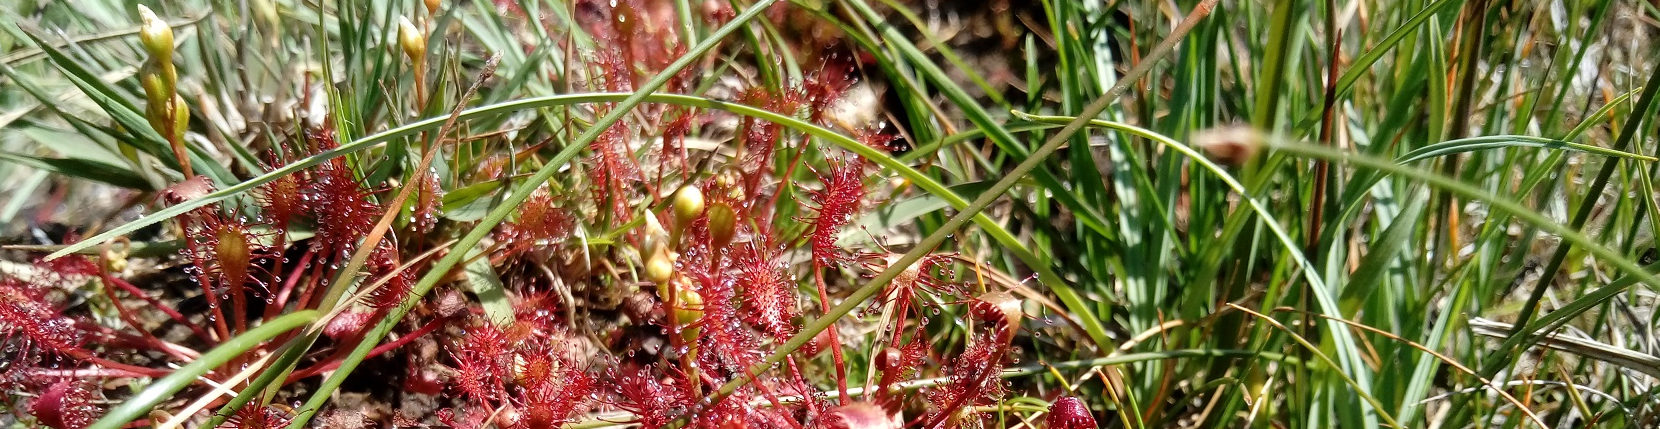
[820,402,901,429]
[362,244,413,309]
[256,149,306,232]
[510,291,565,335]
[660,111,694,176]
[498,188,574,254]
[733,242,798,342]
[35,255,99,279]
[589,122,639,224]
[804,62,858,123]
[591,48,634,93]
[608,0,681,75]
[223,405,293,429]
[179,200,278,299]
[609,366,693,429]
[29,379,98,429]
[259,173,305,228]
[322,308,373,340]
[856,129,900,152]
[0,265,86,383]
[673,214,717,276]
[860,252,964,307]
[437,407,490,429]
[874,341,927,412]
[924,292,1024,427]
[807,157,867,266]
[1045,396,1098,429]
[508,339,596,429]
[690,274,762,375]
[448,319,513,402]
[736,87,805,195]
[306,156,380,258]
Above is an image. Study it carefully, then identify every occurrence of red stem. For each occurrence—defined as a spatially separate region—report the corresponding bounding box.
[293,261,326,313]
[57,348,172,378]
[266,250,313,320]
[179,223,232,341]
[812,266,850,404]
[105,275,213,343]
[784,356,819,417]
[75,320,198,361]
[764,134,815,226]
[284,315,446,382]
[228,277,248,335]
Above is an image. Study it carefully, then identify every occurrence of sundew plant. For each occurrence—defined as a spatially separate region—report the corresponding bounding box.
[2,0,1660,428]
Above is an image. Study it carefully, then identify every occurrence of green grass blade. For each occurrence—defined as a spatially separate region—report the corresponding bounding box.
[1396,135,1657,164]
[87,310,318,429]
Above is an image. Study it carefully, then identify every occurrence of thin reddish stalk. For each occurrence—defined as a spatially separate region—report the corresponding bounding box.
[75,320,198,361]
[103,276,212,344]
[266,224,290,318]
[228,277,248,335]
[266,251,313,320]
[95,272,151,340]
[178,226,231,341]
[784,356,820,417]
[294,262,326,313]
[57,347,172,378]
[765,135,815,226]
[744,371,806,429]
[284,315,446,382]
[812,266,850,404]
[30,367,156,379]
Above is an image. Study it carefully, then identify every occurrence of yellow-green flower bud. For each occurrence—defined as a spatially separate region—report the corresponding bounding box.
[672,185,704,226]
[707,202,736,250]
[140,69,169,114]
[665,277,703,343]
[644,252,674,285]
[169,93,190,143]
[672,286,703,326]
[397,16,425,63]
[136,5,173,62]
